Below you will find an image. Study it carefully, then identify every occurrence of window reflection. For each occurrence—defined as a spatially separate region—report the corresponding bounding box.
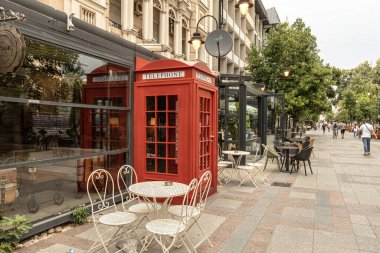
[0,37,130,223]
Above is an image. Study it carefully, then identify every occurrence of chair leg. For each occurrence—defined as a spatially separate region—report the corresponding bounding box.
[303,161,307,176]
[193,218,214,248]
[263,157,269,171]
[276,157,281,170]
[280,157,285,171]
[308,159,313,174]
[290,160,294,174]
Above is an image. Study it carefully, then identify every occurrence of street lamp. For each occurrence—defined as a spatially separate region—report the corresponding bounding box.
[188,0,254,72]
[235,0,254,16]
[270,68,292,141]
[283,68,290,78]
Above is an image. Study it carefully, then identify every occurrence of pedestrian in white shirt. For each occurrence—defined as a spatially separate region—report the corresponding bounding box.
[359,119,377,156]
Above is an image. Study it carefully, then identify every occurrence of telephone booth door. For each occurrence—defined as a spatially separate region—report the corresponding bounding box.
[141,85,189,182]
[198,88,217,186]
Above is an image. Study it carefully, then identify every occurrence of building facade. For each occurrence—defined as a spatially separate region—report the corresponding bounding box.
[37,0,279,75]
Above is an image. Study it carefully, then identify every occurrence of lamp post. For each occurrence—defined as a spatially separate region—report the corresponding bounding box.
[188,0,254,72]
[269,68,291,141]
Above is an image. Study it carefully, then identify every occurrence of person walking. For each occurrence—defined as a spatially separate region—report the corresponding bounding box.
[332,122,338,139]
[340,122,346,139]
[322,122,326,134]
[353,124,359,138]
[360,119,377,156]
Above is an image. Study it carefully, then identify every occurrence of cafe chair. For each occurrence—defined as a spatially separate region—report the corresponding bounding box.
[218,144,233,182]
[309,138,316,157]
[282,142,302,171]
[143,178,199,253]
[168,171,213,249]
[87,169,138,253]
[261,144,281,171]
[237,142,266,187]
[117,165,160,226]
[290,147,314,176]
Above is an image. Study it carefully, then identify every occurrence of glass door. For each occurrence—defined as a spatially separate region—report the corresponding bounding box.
[199,89,214,172]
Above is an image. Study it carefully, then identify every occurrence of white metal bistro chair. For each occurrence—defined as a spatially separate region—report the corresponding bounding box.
[117,165,160,226]
[87,169,138,253]
[218,144,233,183]
[143,178,199,253]
[235,143,262,187]
[168,171,213,249]
[247,143,270,185]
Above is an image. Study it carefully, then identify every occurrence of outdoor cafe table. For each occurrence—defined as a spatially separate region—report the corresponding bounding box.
[128,181,188,217]
[222,150,250,166]
[276,145,299,172]
[291,137,306,143]
[222,150,250,182]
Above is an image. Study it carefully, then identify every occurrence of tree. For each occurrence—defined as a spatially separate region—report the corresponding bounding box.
[335,60,380,122]
[247,19,334,124]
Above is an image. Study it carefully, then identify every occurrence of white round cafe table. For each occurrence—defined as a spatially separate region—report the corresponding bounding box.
[129,181,188,217]
[129,181,188,199]
[222,150,250,166]
[222,150,251,183]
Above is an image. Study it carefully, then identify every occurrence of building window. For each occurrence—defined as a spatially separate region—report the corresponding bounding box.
[199,11,205,30]
[182,19,188,59]
[169,9,176,49]
[80,7,96,25]
[153,0,162,42]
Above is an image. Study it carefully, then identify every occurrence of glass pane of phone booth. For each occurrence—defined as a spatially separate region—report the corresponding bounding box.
[145,95,178,174]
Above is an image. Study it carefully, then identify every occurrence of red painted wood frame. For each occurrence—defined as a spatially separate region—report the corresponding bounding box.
[134,59,218,194]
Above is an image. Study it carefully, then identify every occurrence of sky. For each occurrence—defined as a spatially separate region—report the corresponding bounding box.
[261,0,380,69]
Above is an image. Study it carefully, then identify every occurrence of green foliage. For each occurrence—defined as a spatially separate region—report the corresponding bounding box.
[334,60,380,122]
[0,215,32,252]
[247,19,334,124]
[0,242,13,253]
[71,206,89,225]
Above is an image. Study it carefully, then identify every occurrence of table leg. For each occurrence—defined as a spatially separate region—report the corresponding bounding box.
[285,150,290,172]
[234,155,244,183]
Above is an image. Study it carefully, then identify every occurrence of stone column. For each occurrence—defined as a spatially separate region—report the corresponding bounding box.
[142,0,151,41]
[173,14,181,56]
[185,28,190,60]
[176,13,183,57]
[163,3,169,45]
[121,0,135,39]
[148,0,154,41]
[159,10,166,44]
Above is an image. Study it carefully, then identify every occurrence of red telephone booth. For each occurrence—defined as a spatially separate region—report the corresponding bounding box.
[134,59,218,194]
[80,63,129,189]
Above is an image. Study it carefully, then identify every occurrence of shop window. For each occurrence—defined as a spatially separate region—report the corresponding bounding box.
[145,95,178,174]
[0,37,130,223]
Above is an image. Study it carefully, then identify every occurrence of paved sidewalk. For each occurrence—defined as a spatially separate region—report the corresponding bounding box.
[15,129,380,253]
